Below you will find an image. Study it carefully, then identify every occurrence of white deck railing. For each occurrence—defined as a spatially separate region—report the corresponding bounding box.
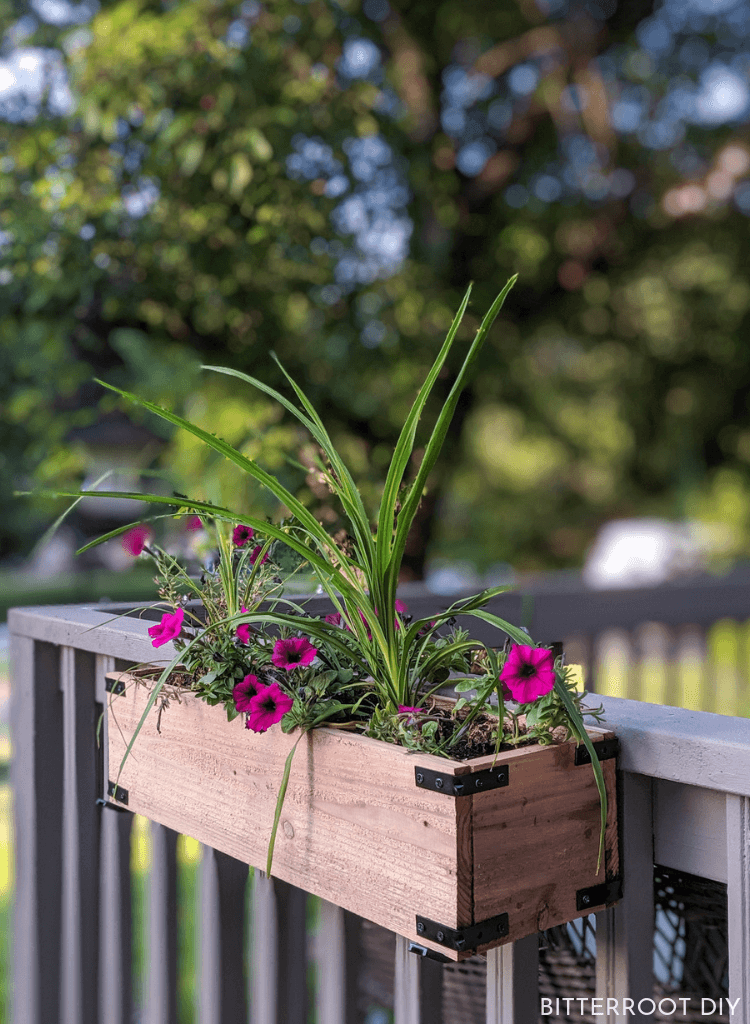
[8,597,750,1024]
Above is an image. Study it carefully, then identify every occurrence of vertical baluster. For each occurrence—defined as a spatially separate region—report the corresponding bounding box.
[595,772,654,1024]
[675,624,706,712]
[199,846,249,1024]
[250,873,308,1024]
[565,634,594,692]
[10,635,64,1024]
[147,823,179,1024]
[315,901,365,1024]
[726,794,750,1023]
[60,645,101,1024]
[393,935,443,1024]
[485,936,538,1024]
[100,804,133,1024]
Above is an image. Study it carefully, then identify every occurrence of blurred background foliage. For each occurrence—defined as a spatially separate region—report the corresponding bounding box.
[3,0,750,577]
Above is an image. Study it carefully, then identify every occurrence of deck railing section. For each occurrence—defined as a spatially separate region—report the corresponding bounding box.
[8,585,750,1024]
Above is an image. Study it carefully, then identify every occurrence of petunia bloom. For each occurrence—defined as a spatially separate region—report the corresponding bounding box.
[249,543,269,565]
[324,612,342,626]
[395,599,408,615]
[398,704,423,727]
[147,607,185,649]
[246,682,293,733]
[499,644,555,703]
[271,637,318,671]
[236,606,253,645]
[122,525,152,556]
[233,674,265,712]
[232,524,254,548]
[186,515,203,531]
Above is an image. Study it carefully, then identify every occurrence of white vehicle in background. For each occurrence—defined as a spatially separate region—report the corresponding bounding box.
[582,518,721,589]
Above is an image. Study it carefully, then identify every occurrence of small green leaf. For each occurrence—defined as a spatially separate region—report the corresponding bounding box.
[453,678,477,693]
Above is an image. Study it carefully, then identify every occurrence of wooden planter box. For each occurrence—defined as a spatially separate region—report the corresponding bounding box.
[105,670,620,961]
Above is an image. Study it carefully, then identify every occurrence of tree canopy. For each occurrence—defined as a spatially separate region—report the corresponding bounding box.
[3,0,750,572]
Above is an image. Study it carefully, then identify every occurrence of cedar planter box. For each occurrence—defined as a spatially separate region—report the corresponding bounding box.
[105,670,620,961]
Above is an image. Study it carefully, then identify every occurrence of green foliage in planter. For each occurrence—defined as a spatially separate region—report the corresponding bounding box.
[31,280,609,870]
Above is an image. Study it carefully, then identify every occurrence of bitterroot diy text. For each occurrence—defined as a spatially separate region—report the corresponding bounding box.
[541,998,740,1017]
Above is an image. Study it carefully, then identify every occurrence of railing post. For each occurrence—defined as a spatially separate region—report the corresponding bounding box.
[10,635,65,1024]
[393,936,443,1024]
[485,935,539,1024]
[726,794,750,1022]
[596,771,654,1024]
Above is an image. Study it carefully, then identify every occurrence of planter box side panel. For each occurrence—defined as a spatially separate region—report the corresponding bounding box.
[471,739,619,945]
[106,675,471,951]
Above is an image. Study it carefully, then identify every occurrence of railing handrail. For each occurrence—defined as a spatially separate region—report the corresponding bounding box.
[11,600,750,797]
[597,693,750,796]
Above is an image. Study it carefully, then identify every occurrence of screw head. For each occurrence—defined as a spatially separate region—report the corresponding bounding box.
[582,894,591,906]
[453,782,464,795]
[435,777,444,789]
[475,777,483,789]
[417,921,425,933]
[416,773,424,784]
[436,930,444,942]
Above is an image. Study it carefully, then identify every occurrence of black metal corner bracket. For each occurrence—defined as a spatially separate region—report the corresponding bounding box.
[107,780,129,805]
[105,676,126,695]
[414,764,509,796]
[576,877,623,912]
[574,736,620,766]
[415,912,509,952]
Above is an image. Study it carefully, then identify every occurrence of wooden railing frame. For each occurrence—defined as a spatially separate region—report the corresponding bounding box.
[8,594,750,1024]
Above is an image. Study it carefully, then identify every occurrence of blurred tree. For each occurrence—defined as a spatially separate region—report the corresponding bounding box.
[3,0,750,571]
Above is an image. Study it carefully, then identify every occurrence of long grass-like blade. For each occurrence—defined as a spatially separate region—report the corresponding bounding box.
[374,285,473,577]
[203,364,376,572]
[552,679,608,873]
[387,277,517,595]
[93,379,338,557]
[269,356,376,564]
[266,732,305,876]
[37,488,368,608]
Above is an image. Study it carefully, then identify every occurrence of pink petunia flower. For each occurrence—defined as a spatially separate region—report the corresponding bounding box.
[186,515,203,531]
[232,524,254,548]
[246,682,293,733]
[398,704,423,727]
[395,599,408,615]
[271,637,318,671]
[499,644,555,703]
[147,607,185,649]
[236,606,253,645]
[324,612,342,626]
[233,674,266,712]
[249,544,269,565]
[499,680,513,702]
[122,525,152,556]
